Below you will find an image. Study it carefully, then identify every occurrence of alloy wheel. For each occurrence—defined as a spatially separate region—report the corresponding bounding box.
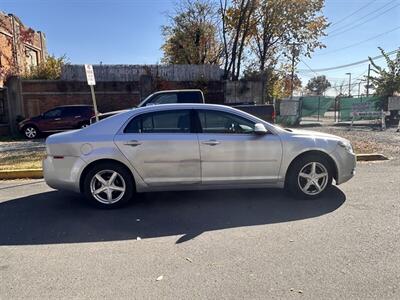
[90,170,126,204]
[25,127,37,138]
[297,162,329,196]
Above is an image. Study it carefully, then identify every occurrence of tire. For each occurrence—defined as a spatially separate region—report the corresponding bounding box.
[83,162,135,208]
[286,154,333,199]
[23,125,39,139]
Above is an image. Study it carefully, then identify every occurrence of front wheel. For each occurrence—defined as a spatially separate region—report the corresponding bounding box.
[83,162,135,208]
[286,155,333,199]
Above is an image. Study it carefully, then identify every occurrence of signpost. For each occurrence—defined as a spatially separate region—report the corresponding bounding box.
[84,64,99,122]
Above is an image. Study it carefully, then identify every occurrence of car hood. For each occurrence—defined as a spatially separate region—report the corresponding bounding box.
[283,128,346,142]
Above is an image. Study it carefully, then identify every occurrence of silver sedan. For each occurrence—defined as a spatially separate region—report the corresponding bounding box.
[43,104,356,208]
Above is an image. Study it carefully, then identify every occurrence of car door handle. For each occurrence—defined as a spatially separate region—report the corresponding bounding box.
[202,140,220,146]
[124,140,141,147]
[54,118,61,121]
[74,115,82,118]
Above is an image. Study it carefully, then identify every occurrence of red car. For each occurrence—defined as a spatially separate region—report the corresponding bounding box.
[18,105,95,139]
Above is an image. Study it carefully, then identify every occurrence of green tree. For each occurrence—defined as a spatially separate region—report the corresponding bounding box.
[161,0,221,65]
[23,55,67,80]
[251,0,328,73]
[306,75,331,95]
[368,47,400,97]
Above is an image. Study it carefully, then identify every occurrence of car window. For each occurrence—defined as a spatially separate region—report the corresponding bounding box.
[148,93,178,105]
[178,92,202,103]
[62,107,85,117]
[197,110,255,134]
[44,108,62,119]
[124,110,191,133]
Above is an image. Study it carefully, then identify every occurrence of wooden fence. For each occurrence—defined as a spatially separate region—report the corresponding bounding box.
[61,64,224,82]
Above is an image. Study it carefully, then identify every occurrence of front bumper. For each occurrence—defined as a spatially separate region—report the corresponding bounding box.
[43,156,87,193]
[331,147,356,185]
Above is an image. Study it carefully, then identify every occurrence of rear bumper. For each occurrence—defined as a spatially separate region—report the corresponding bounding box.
[43,156,87,193]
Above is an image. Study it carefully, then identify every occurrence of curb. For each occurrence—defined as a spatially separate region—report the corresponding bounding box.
[356,153,389,162]
[0,169,43,180]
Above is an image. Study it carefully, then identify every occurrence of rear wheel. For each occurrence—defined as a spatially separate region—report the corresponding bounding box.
[23,125,39,139]
[286,154,333,199]
[83,162,135,208]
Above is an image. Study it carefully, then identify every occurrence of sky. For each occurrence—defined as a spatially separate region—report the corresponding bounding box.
[1,0,400,96]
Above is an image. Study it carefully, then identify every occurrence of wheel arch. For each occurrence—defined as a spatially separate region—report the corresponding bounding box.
[22,123,39,131]
[79,158,136,193]
[285,150,338,186]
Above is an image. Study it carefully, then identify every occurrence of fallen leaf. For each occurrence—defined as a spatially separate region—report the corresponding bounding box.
[298,290,303,294]
[156,275,163,281]
[185,257,193,263]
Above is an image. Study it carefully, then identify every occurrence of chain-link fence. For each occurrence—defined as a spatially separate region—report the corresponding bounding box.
[276,96,385,126]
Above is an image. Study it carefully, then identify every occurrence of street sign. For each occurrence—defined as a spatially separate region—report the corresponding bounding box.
[84,64,99,122]
[84,64,96,86]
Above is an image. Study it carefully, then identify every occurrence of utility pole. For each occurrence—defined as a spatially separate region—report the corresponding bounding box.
[289,43,300,99]
[366,64,371,97]
[346,72,352,97]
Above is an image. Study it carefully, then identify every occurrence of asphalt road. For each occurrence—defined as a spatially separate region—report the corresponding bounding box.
[0,160,399,299]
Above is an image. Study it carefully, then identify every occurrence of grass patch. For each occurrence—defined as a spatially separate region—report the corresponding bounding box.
[0,149,45,170]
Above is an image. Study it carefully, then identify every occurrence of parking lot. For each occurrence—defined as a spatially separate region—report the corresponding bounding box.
[0,159,399,299]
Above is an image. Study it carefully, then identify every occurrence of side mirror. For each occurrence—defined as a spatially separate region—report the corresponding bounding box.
[254,123,267,134]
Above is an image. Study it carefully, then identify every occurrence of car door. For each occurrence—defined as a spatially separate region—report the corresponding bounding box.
[114,109,201,187]
[38,108,64,131]
[60,107,88,129]
[196,109,283,185]
[59,107,78,129]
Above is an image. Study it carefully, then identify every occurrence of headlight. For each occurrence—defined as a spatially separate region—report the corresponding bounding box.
[338,140,354,153]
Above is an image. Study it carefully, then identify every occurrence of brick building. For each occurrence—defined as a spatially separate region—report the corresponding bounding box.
[0,11,47,87]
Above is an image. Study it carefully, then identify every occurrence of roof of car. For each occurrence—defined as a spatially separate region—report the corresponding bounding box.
[132,103,237,114]
[151,89,203,94]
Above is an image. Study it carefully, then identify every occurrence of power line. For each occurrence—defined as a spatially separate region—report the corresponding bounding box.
[316,26,400,56]
[328,0,378,29]
[298,49,399,72]
[326,0,396,35]
[300,59,319,76]
[324,2,400,39]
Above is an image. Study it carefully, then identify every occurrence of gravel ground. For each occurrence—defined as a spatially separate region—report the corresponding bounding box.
[0,139,45,152]
[304,126,400,159]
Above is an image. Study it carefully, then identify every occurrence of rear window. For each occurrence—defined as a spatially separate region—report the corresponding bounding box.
[148,93,178,105]
[178,91,203,103]
[62,106,92,117]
